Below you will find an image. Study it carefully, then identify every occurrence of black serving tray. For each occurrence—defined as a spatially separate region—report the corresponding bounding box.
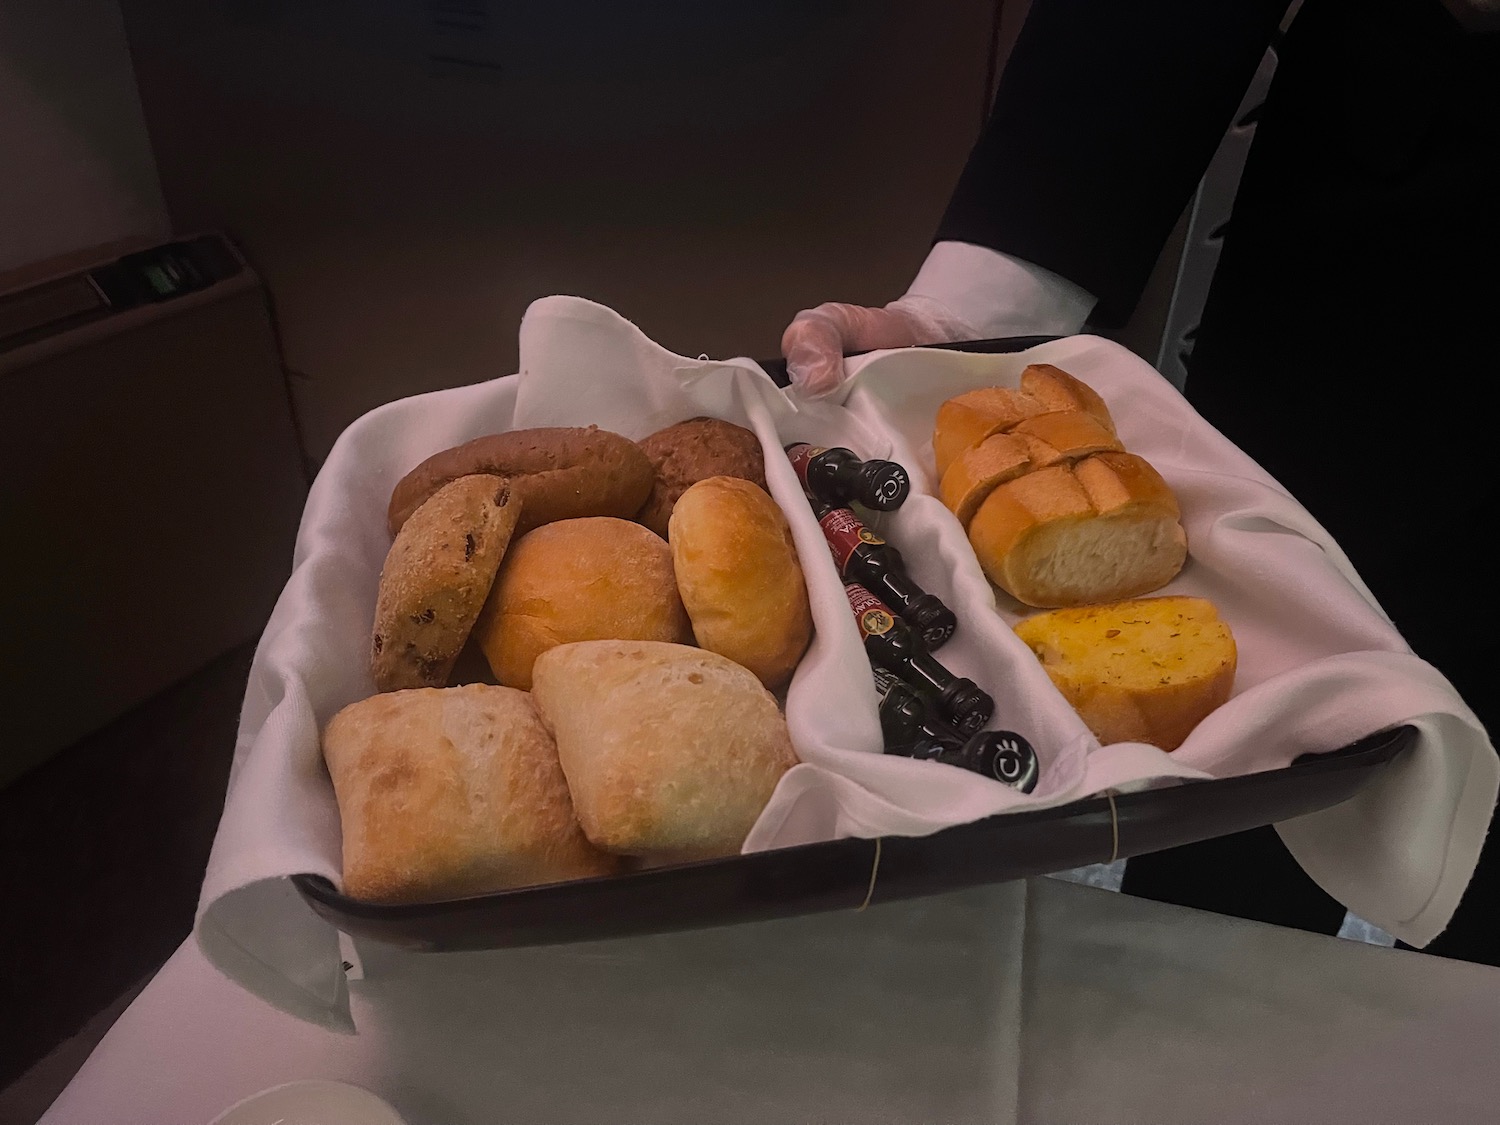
[293,336,1416,952]
[295,728,1414,953]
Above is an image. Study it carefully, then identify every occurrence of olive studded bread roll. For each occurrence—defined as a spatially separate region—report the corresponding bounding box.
[322,685,619,902]
[371,474,520,691]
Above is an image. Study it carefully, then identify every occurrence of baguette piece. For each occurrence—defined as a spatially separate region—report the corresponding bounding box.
[668,476,812,691]
[321,685,619,902]
[938,432,1033,527]
[531,641,797,860]
[1019,364,1117,435]
[1012,596,1236,750]
[968,452,1186,607]
[932,387,1048,478]
[931,366,1115,478]
[1011,410,1122,469]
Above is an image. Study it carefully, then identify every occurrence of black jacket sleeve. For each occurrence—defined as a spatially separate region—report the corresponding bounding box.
[937,0,1290,327]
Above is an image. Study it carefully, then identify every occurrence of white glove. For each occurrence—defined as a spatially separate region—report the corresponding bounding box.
[781,241,1098,399]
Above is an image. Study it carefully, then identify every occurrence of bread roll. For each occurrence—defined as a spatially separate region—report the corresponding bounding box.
[668,476,812,691]
[371,475,520,691]
[321,685,618,902]
[967,453,1186,607]
[1013,596,1236,750]
[530,641,798,859]
[388,426,656,536]
[473,517,692,691]
[938,432,1032,528]
[636,417,767,538]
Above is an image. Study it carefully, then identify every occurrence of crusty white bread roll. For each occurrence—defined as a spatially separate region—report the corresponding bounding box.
[473,517,692,691]
[1013,596,1236,750]
[938,432,1032,528]
[321,685,619,902]
[668,476,812,691]
[967,452,1186,607]
[530,641,798,859]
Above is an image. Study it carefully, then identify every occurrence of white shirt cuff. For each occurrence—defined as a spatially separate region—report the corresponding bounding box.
[905,240,1097,339]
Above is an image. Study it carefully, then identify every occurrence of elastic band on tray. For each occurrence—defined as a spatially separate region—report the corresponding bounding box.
[856,837,883,912]
[1106,791,1120,865]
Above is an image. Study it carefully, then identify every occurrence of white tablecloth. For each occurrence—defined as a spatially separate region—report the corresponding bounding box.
[41,879,1500,1125]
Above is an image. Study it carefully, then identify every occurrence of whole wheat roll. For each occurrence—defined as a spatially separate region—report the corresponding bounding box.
[387,425,655,537]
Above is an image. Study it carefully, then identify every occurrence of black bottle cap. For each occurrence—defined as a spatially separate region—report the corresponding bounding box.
[962,731,1040,793]
[941,679,994,736]
[904,594,957,650]
[857,460,910,511]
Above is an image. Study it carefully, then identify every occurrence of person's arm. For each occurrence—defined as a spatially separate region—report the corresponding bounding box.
[783,0,1290,395]
[940,0,1291,328]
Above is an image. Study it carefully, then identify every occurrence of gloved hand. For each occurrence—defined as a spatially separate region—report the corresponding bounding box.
[780,294,979,399]
[780,241,1098,400]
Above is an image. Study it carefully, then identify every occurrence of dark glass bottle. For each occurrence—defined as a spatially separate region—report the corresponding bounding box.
[846,583,992,735]
[815,502,957,649]
[871,667,1038,793]
[786,443,910,511]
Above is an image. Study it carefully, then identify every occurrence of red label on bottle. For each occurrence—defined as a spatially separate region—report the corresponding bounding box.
[846,584,896,638]
[785,444,826,492]
[818,506,885,571]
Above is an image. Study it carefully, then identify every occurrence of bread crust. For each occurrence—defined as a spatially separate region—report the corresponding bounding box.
[938,432,1033,528]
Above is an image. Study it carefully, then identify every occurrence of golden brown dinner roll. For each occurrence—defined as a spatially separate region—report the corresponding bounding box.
[1013,596,1236,750]
[473,516,692,691]
[967,453,1186,607]
[938,432,1033,528]
[636,417,768,538]
[371,474,520,692]
[387,426,656,536]
[531,641,798,859]
[668,476,812,690]
[321,685,619,902]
